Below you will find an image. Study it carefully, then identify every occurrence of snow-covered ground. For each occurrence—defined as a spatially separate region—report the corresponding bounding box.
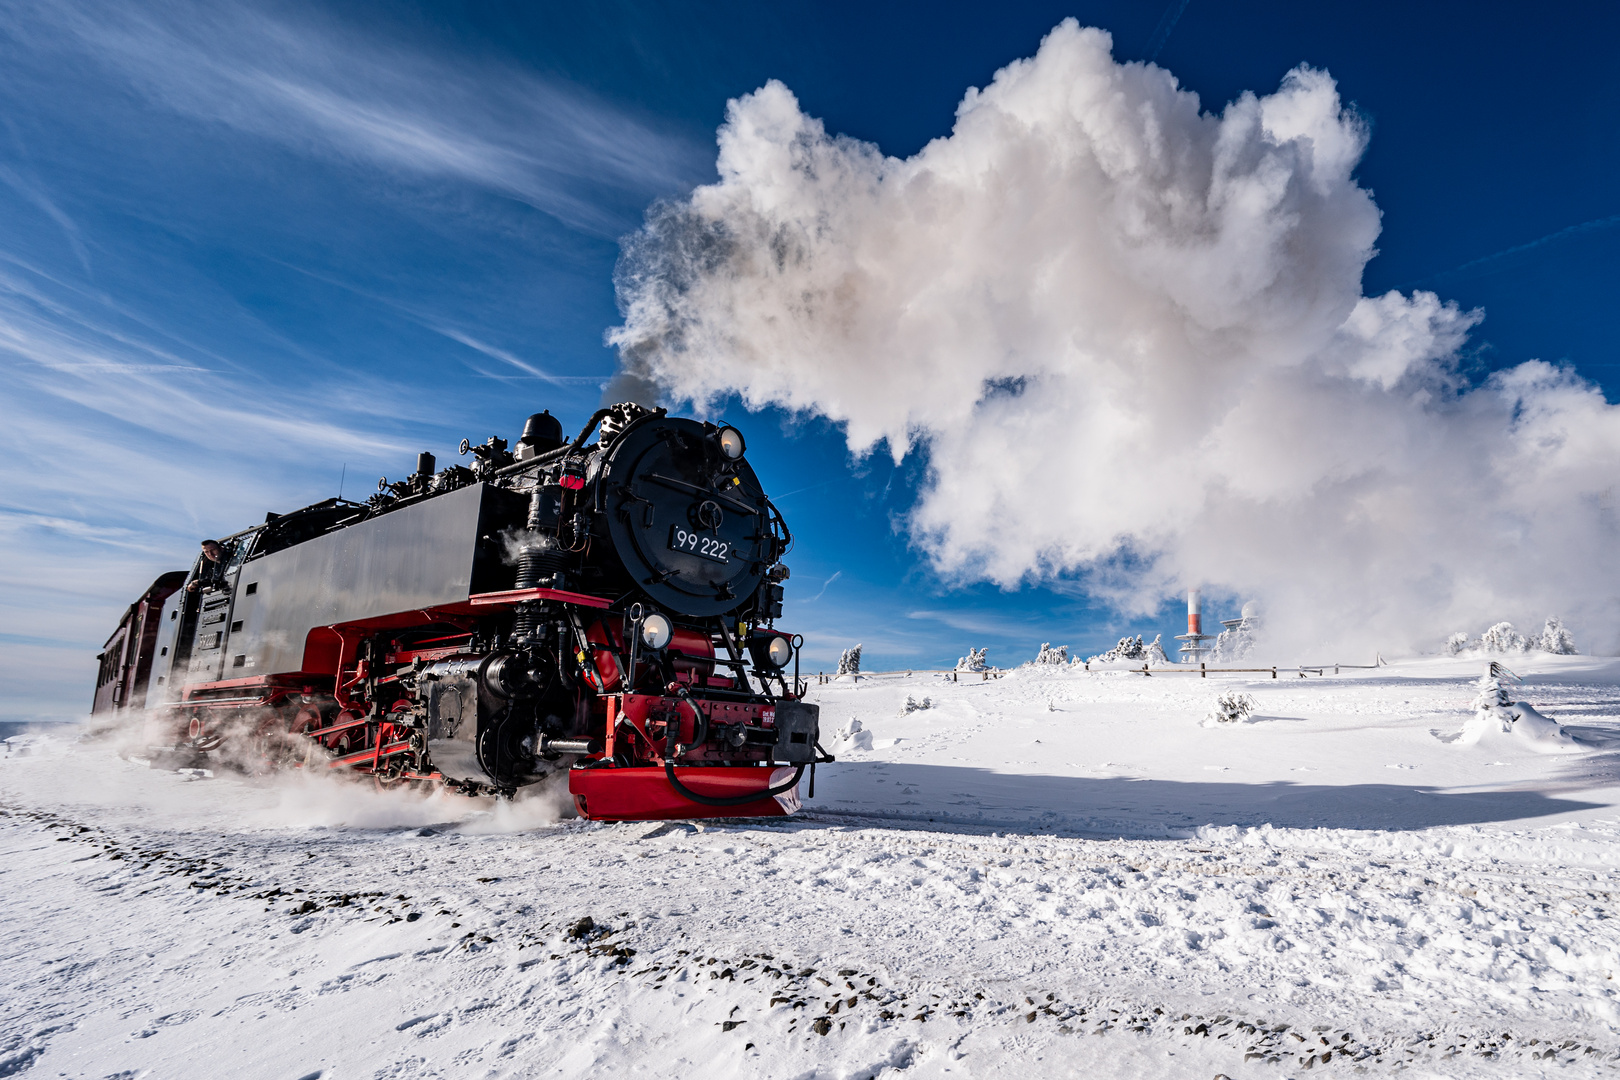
[4,655,1619,1078]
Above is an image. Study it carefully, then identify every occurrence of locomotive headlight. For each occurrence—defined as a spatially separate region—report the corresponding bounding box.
[716,426,746,460]
[749,632,792,670]
[640,612,674,650]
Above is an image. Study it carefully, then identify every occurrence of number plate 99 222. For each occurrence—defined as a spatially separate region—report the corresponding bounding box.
[669,525,731,563]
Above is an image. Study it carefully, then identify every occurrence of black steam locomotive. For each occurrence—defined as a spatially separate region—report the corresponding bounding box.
[91,403,829,820]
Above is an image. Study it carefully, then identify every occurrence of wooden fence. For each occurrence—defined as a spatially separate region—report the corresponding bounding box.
[815,653,1385,684]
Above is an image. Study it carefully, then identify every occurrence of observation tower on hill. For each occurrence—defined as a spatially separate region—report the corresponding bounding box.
[1176,589,1214,662]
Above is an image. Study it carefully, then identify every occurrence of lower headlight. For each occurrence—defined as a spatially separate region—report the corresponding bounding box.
[766,635,792,668]
[640,612,673,650]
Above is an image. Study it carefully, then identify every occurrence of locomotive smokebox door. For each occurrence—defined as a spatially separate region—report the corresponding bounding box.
[772,701,820,764]
[600,415,777,617]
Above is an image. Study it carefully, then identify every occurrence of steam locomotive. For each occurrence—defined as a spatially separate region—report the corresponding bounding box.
[91,403,829,820]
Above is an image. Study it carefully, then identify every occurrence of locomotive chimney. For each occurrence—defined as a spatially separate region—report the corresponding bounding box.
[416,451,436,477]
[1187,588,1202,637]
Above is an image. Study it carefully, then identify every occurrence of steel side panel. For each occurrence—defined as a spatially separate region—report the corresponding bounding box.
[225,484,489,678]
[147,588,187,704]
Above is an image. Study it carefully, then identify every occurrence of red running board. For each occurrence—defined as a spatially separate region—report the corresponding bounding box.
[569,766,802,821]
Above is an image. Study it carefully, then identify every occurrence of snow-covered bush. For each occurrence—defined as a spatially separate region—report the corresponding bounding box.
[1538,616,1578,655]
[1479,622,1528,654]
[1086,634,1168,665]
[1031,643,1069,665]
[1457,660,1578,751]
[1089,636,1142,663]
[1211,624,1254,663]
[900,694,933,714]
[837,644,863,675]
[1211,604,1261,663]
[1445,617,1578,656]
[955,647,989,672]
[1204,690,1256,725]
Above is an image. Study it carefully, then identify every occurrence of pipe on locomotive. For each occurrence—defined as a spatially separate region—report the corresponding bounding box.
[491,406,623,478]
[506,408,621,639]
[662,684,806,807]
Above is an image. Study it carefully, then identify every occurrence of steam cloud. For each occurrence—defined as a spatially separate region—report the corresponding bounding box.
[610,21,1620,655]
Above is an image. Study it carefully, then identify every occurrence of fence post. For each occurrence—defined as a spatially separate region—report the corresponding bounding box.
[1271,666,1277,679]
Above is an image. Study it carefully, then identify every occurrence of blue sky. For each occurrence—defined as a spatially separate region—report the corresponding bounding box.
[3,0,1618,719]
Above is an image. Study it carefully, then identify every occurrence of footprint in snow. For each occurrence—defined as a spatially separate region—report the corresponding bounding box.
[1385,764,1417,770]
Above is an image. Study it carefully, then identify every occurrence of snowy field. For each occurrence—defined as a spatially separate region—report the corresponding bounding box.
[3,655,1619,1079]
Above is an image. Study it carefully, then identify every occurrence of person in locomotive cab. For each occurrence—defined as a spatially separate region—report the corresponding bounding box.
[186,539,229,593]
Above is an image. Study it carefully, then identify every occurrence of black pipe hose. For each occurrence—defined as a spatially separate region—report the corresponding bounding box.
[663,760,806,808]
[661,687,804,807]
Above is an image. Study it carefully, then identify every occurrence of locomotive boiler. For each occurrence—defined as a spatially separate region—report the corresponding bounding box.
[91,403,830,820]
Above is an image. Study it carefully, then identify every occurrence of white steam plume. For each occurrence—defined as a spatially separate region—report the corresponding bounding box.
[609,20,1620,655]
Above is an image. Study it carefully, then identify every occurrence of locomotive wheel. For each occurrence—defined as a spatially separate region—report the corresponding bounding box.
[187,716,223,753]
[372,758,409,791]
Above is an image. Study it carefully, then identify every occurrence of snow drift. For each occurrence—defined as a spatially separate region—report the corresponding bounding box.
[610,19,1620,656]
[1456,663,1583,754]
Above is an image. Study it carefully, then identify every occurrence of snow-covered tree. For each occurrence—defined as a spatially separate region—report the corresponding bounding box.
[1090,636,1142,663]
[955,647,990,672]
[1447,617,1577,656]
[1085,633,1170,666]
[1032,643,1069,665]
[837,644,862,675]
[1211,624,1254,663]
[1461,660,1578,749]
[1537,616,1578,655]
[1473,661,1516,711]
[1211,603,1261,663]
[1479,622,1529,654]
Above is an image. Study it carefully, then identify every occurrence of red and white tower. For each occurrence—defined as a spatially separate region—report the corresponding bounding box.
[1175,588,1214,662]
